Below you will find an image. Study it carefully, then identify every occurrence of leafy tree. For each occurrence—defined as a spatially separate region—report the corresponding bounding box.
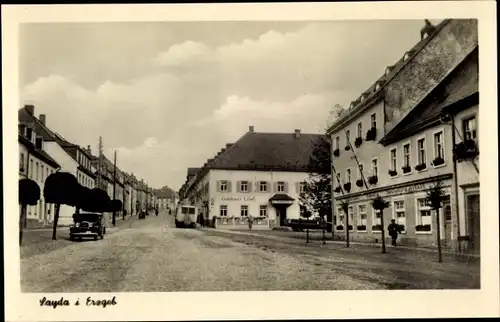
[327,104,347,128]
[19,178,41,245]
[372,195,390,253]
[110,199,123,213]
[302,136,332,241]
[44,172,80,240]
[88,188,111,212]
[426,178,446,262]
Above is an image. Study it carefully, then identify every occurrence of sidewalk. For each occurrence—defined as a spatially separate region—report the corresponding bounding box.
[200,228,480,259]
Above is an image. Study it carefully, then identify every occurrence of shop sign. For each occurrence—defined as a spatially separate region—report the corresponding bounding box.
[343,182,450,203]
[221,196,256,202]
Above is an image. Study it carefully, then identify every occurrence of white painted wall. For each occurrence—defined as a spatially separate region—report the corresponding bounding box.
[207,169,309,222]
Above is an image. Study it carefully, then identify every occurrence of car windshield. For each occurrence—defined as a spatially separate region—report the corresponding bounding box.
[181,207,196,214]
[73,213,101,222]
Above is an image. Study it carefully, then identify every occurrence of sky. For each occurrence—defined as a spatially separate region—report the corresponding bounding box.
[19,20,441,191]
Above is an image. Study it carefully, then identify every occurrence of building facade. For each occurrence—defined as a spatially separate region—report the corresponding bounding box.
[18,120,60,228]
[326,19,478,251]
[181,127,323,230]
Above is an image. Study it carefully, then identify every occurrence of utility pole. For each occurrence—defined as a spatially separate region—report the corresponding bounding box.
[97,136,103,189]
[112,150,117,227]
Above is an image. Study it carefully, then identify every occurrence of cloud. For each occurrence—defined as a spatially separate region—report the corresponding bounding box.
[21,21,430,190]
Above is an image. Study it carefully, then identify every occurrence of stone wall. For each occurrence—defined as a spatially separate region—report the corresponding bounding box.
[384,19,478,134]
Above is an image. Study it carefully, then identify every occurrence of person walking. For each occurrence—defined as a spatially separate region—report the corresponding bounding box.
[248,214,254,231]
[388,219,400,246]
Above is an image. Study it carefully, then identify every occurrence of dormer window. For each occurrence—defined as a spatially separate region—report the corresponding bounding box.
[26,128,33,142]
[35,136,43,150]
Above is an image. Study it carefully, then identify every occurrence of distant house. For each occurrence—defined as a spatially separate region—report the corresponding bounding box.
[180,126,325,230]
[155,186,178,210]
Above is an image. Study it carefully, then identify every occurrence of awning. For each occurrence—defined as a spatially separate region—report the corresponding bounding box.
[269,193,295,205]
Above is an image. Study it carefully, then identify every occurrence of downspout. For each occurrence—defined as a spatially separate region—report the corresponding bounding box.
[450,117,462,250]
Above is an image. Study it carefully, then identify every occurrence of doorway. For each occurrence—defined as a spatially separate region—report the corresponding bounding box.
[277,206,288,227]
[442,196,452,247]
[466,194,480,253]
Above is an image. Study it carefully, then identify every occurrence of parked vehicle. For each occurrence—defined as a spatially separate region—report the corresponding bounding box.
[138,210,146,220]
[69,212,106,241]
[175,205,197,228]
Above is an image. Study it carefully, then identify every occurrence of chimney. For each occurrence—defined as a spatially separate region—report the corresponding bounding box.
[25,104,35,116]
[294,129,301,139]
[249,126,254,132]
[39,114,46,125]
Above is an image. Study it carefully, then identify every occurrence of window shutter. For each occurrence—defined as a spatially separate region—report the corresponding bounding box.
[227,181,232,192]
[216,181,221,192]
[284,182,289,193]
[236,181,241,192]
[255,181,259,192]
[295,182,299,193]
[247,181,252,192]
[273,182,277,192]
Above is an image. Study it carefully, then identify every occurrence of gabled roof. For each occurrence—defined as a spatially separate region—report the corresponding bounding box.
[18,107,55,141]
[379,46,478,145]
[209,131,325,171]
[18,134,60,169]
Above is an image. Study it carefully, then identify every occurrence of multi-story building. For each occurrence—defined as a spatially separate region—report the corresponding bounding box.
[181,126,325,229]
[326,19,478,251]
[18,118,60,228]
[19,105,96,226]
[155,186,178,210]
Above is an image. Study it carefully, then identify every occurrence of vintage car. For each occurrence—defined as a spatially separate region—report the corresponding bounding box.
[69,211,106,241]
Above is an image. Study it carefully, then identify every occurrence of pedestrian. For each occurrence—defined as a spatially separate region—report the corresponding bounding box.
[248,214,254,231]
[155,208,159,216]
[388,219,399,246]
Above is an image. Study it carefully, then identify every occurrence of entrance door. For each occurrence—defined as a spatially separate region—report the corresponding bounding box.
[277,206,288,227]
[442,196,452,247]
[467,194,480,253]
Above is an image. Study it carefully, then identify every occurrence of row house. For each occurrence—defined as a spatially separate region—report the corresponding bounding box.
[326,19,478,251]
[18,118,60,228]
[181,126,325,230]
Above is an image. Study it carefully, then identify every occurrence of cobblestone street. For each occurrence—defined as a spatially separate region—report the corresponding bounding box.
[21,211,479,292]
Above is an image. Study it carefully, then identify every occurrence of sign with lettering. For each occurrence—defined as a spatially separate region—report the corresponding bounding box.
[341,182,451,203]
[271,200,294,205]
[221,196,256,202]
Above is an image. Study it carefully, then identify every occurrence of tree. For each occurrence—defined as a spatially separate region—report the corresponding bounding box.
[372,195,390,253]
[19,178,41,245]
[301,135,332,245]
[426,178,446,262]
[87,188,111,213]
[327,104,346,128]
[298,193,313,244]
[44,172,80,240]
[110,199,123,213]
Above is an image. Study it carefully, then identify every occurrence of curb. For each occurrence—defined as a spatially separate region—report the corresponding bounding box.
[200,228,480,259]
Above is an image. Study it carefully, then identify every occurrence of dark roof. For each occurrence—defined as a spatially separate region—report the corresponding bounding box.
[380,46,478,145]
[269,194,295,201]
[18,134,60,169]
[155,186,176,199]
[327,19,450,135]
[209,131,325,171]
[18,108,55,141]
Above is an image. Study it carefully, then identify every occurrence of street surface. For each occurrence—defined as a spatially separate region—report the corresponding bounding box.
[21,211,480,292]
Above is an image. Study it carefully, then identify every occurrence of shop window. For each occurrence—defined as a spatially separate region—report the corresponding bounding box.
[416,198,432,232]
[372,209,382,231]
[358,205,367,231]
[348,206,354,231]
[259,205,267,218]
[393,200,406,233]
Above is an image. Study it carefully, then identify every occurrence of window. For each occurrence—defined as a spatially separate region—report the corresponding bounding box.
[373,208,382,230]
[371,158,378,176]
[259,181,267,192]
[357,122,362,138]
[345,130,351,144]
[416,198,432,232]
[20,153,25,172]
[277,181,285,192]
[220,180,228,192]
[41,165,44,182]
[240,181,248,192]
[434,131,445,159]
[358,164,364,178]
[463,116,477,141]
[299,182,306,193]
[371,113,376,129]
[335,136,340,150]
[338,207,344,225]
[259,205,267,218]
[393,200,406,232]
[346,169,351,183]
[417,138,426,164]
[220,205,227,217]
[390,149,397,171]
[403,143,411,167]
[30,160,33,179]
[240,205,248,217]
[358,205,367,230]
